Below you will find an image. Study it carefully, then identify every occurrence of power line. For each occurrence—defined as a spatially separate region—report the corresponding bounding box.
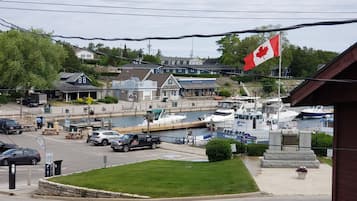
[1,17,357,85]
[0,6,355,20]
[28,18,357,41]
[1,0,356,14]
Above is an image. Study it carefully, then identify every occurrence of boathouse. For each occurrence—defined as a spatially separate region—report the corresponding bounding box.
[287,42,357,201]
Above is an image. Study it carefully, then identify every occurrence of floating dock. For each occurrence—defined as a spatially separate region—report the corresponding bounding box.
[113,121,206,134]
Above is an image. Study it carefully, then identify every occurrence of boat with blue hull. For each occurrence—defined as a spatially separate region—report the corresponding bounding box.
[216,128,257,144]
[300,105,333,119]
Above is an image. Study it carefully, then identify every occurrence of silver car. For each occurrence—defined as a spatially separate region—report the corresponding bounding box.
[89,130,122,146]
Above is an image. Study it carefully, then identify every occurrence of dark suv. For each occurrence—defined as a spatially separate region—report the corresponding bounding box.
[0,118,23,135]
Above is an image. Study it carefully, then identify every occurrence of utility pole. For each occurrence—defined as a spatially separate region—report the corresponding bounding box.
[147,40,152,55]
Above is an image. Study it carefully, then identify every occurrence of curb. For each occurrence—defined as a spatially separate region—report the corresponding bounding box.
[32,191,269,201]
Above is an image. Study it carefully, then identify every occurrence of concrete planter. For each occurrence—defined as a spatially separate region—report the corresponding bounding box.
[297,171,307,179]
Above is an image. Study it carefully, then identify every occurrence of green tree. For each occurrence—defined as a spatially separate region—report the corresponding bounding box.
[289,46,338,77]
[216,27,293,76]
[0,30,66,89]
[143,54,161,64]
[61,42,81,72]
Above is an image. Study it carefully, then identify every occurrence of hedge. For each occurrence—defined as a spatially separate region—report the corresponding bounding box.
[246,144,269,156]
[205,139,232,162]
[311,132,333,156]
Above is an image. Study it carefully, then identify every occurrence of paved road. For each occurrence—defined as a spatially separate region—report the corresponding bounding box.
[0,131,207,188]
[0,132,331,201]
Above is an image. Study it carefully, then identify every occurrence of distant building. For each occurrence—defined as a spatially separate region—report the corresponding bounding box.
[112,69,157,101]
[177,77,217,97]
[147,73,181,101]
[53,72,99,102]
[74,49,95,60]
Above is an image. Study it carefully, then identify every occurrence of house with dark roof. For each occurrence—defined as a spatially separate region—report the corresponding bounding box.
[112,69,181,101]
[53,72,99,102]
[112,69,157,101]
[177,77,217,97]
[287,43,357,201]
[147,73,181,101]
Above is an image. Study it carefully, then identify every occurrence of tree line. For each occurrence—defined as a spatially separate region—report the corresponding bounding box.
[0,29,339,92]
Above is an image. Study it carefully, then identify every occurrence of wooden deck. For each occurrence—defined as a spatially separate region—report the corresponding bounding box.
[113,121,206,134]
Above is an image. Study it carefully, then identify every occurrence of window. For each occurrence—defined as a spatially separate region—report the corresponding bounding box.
[83,77,87,83]
[172,91,177,96]
[163,91,167,96]
[78,77,82,84]
[168,79,172,84]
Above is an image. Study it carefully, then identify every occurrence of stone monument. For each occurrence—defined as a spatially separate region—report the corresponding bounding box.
[261,129,320,168]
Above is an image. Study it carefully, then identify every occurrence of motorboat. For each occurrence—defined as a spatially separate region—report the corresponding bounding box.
[216,128,257,144]
[262,98,299,123]
[139,108,186,126]
[199,109,235,129]
[300,105,333,119]
[216,109,297,143]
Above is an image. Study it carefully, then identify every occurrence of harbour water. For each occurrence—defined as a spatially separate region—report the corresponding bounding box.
[107,110,328,143]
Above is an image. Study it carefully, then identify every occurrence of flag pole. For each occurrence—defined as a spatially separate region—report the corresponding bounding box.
[277,32,282,124]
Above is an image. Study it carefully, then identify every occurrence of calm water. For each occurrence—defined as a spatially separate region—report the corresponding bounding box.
[107,111,326,143]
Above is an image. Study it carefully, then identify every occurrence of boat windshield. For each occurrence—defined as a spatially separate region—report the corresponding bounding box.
[237,114,263,120]
[213,111,232,116]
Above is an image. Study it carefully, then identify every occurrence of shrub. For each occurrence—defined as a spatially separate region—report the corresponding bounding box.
[218,89,231,97]
[205,139,232,162]
[85,97,95,105]
[221,138,247,154]
[98,96,118,104]
[0,95,9,104]
[246,144,268,156]
[311,132,333,156]
[73,98,85,104]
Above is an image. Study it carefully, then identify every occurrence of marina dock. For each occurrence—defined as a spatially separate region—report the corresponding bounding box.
[113,121,206,134]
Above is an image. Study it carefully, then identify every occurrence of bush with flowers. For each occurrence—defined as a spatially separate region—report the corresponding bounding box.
[296,166,308,173]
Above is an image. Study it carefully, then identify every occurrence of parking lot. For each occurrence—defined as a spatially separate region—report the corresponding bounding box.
[0,131,207,190]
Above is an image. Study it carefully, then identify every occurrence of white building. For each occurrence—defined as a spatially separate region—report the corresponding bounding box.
[75,49,95,60]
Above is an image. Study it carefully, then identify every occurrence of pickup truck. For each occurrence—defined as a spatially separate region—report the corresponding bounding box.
[110,134,160,152]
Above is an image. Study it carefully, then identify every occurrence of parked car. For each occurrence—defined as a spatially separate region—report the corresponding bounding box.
[88,130,122,146]
[0,148,41,166]
[111,134,161,152]
[0,141,18,153]
[0,118,23,134]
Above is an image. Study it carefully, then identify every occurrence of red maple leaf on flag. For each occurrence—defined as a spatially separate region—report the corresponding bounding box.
[256,46,269,58]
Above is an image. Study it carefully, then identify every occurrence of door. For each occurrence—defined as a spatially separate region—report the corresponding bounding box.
[12,150,26,164]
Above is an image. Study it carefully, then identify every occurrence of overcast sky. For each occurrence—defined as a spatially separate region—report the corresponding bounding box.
[0,0,356,58]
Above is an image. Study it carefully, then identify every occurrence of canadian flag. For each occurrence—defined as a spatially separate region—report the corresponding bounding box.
[243,34,280,71]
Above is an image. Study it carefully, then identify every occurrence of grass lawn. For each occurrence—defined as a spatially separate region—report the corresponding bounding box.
[49,159,258,198]
[318,157,332,166]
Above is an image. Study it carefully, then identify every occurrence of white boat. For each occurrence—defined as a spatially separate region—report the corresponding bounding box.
[300,106,333,119]
[217,109,297,143]
[262,98,299,123]
[230,96,262,110]
[318,115,334,135]
[199,109,235,129]
[139,109,186,126]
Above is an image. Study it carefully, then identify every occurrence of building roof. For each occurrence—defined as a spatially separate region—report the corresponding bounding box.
[54,81,98,92]
[116,69,151,81]
[55,72,98,92]
[59,72,88,83]
[147,73,171,87]
[179,82,218,89]
[288,42,357,106]
[121,64,161,69]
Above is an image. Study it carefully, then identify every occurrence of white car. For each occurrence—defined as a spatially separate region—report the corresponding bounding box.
[88,130,122,146]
